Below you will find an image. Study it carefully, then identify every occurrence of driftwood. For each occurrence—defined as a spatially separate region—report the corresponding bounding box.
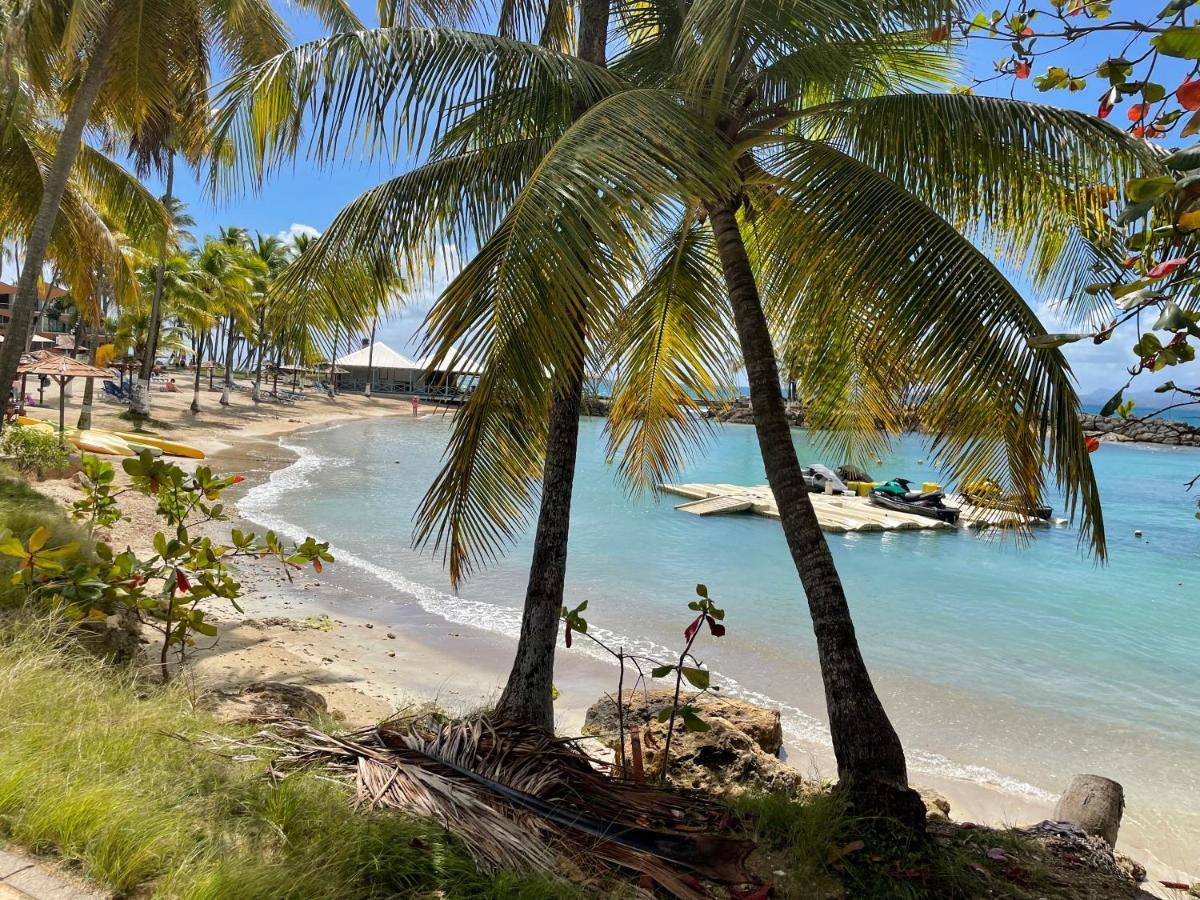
[1053,774,1125,846]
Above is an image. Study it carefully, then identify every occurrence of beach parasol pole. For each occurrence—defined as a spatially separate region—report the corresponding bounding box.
[57,375,67,447]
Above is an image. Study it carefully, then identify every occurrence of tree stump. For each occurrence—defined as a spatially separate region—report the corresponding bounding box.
[1053,775,1124,846]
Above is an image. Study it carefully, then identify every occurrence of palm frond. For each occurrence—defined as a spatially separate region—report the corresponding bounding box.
[606,218,736,491]
[800,94,1158,306]
[410,89,736,581]
[256,716,754,897]
[754,136,1106,556]
[208,26,624,196]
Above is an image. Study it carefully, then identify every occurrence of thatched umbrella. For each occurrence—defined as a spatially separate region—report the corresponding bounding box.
[16,352,112,445]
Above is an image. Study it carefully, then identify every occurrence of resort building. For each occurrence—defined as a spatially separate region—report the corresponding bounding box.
[0,281,73,350]
[335,340,482,401]
[336,341,421,394]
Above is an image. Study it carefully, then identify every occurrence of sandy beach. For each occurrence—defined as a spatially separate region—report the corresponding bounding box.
[16,377,1193,889]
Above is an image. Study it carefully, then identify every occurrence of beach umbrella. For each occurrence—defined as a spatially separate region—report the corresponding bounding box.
[16,352,112,446]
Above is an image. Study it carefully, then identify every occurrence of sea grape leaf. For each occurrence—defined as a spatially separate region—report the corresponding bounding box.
[680,666,710,689]
[1099,388,1125,417]
[1153,27,1200,60]
[1126,175,1176,202]
[1028,333,1089,349]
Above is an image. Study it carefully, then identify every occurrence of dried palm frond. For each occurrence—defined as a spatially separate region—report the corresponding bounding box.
[258,716,755,898]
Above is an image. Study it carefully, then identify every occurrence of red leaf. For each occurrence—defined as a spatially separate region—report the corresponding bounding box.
[928,24,949,42]
[1085,437,1101,454]
[175,569,190,593]
[564,620,573,648]
[230,475,245,484]
[1128,103,1150,122]
[684,616,701,642]
[1014,61,1030,80]
[1147,257,1190,280]
[707,616,726,637]
[312,558,323,574]
[1131,126,1145,138]
[1020,26,1033,37]
[1180,80,1200,111]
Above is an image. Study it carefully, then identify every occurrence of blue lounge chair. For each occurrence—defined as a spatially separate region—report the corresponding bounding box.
[103,380,127,402]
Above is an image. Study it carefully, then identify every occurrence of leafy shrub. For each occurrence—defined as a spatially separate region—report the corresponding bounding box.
[0,426,70,476]
[0,473,92,608]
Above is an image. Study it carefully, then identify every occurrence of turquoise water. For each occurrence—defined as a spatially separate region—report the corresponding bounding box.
[240,415,1200,859]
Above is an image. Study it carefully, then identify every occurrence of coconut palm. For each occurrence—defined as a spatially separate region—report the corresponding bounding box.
[0,0,365,414]
[0,83,165,357]
[192,237,267,412]
[210,0,1154,823]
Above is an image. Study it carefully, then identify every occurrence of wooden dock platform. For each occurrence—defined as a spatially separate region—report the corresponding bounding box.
[658,483,1051,533]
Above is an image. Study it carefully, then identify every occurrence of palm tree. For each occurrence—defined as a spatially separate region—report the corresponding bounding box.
[211,0,1152,823]
[192,238,265,412]
[0,0,364,413]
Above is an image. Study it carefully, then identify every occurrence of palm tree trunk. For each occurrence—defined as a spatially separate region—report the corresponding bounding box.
[329,325,340,397]
[252,309,266,400]
[708,201,924,830]
[0,20,118,425]
[190,330,204,413]
[492,0,609,730]
[365,317,377,397]
[133,151,175,416]
[221,319,238,405]
[77,306,102,429]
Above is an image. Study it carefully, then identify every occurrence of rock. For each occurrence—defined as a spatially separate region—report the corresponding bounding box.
[1052,774,1125,847]
[918,788,952,821]
[202,681,328,723]
[584,689,783,754]
[583,691,799,797]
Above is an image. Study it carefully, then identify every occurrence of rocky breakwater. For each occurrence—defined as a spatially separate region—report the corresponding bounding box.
[708,397,806,426]
[1081,413,1200,447]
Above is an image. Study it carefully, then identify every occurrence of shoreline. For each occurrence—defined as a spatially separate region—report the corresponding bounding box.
[20,385,1195,887]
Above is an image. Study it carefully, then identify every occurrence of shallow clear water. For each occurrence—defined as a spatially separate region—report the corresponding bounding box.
[240,415,1200,855]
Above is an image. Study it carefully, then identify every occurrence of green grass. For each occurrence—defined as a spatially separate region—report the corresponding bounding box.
[0,617,574,899]
[0,467,93,607]
[734,790,1066,900]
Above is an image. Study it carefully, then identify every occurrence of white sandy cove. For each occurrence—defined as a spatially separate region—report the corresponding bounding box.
[21,379,1194,890]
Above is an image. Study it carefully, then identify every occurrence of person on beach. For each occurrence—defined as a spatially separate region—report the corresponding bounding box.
[410,395,420,416]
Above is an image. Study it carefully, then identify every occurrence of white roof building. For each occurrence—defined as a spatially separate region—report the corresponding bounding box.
[336,341,418,370]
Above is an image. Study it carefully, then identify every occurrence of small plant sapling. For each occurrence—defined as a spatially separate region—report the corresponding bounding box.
[651,583,725,782]
[559,583,726,783]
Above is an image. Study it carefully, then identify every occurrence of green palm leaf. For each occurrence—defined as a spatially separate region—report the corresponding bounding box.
[756,136,1105,555]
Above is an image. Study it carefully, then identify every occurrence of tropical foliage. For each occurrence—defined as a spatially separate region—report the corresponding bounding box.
[957,1,1200,431]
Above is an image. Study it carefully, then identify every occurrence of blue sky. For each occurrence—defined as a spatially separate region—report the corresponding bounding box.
[131,2,1180,398]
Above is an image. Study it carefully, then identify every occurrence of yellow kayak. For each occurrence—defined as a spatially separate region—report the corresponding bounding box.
[70,430,135,457]
[14,416,204,459]
[107,431,205,460]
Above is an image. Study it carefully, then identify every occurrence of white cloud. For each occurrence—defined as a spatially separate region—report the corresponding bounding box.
[1034,299,1177,404]
[275,222,321,248]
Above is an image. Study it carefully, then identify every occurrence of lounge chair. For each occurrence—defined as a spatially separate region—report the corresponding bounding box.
[102,380,127,402]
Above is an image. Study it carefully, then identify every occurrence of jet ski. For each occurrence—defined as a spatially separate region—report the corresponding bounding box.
[869,478,960,523]
[961,480,1052,521]
[801,464,851,495]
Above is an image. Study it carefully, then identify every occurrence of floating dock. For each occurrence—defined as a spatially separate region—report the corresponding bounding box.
[658,483,1051,533]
